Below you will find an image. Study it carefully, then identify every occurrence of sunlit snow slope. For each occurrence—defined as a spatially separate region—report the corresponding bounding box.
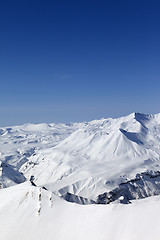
[1,113,160,203]
[1,182,160,240]
[1,112,160,240]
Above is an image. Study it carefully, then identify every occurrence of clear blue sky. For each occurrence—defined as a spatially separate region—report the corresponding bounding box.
[0,0,160,126]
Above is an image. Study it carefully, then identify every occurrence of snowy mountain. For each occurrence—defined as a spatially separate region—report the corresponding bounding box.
[1,112,160,239]
[1,182,160,240]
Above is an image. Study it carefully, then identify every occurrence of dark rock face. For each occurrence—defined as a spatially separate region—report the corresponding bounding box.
[62,192,96,205]
[0,161,26,188]
[97,171,160,204]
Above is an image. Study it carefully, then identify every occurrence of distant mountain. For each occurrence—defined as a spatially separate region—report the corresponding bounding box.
[0,113,160,203]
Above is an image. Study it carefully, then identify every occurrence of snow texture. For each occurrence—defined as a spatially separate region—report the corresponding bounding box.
[1,112,160,239]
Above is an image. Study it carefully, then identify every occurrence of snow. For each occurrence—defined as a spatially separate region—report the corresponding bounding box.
[0,182,160,240]
[0,112,160,239]
[18,112,160,200]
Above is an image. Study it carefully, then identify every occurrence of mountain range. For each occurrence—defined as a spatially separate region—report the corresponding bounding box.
[1,112,160,239]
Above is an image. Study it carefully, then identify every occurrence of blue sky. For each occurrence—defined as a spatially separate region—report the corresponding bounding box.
[0,0,160,126]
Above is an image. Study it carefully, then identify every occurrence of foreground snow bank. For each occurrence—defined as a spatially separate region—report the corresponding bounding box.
[0,182,160,240]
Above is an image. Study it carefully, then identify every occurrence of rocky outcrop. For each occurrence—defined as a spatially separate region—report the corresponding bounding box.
[97,171,160,204]
[62,192,96,205]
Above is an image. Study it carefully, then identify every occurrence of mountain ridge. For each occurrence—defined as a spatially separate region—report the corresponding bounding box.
[1,112,160,203]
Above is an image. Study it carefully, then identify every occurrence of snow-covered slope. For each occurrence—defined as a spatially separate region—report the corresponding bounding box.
[1,113,160,201]
[1,112,160,239]
[12,113,160,202]
[1,182,160,240]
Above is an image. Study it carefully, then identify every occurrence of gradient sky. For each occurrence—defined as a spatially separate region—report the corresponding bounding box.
[0,0,160,126]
